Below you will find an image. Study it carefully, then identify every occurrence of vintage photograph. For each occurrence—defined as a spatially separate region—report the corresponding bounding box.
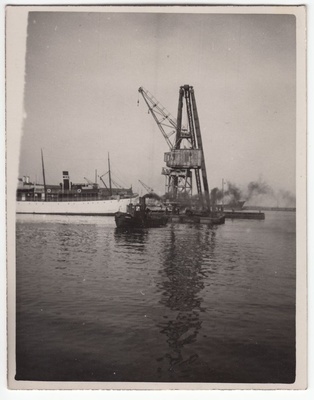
[6,5,306,390]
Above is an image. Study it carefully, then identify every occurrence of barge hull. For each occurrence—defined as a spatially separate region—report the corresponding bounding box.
[224,211,265,220]
[169,214,225,225]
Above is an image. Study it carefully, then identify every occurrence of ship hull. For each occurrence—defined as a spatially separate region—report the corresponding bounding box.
[16,196,139,216]
[115,212,168,228]
[223,201,246,210]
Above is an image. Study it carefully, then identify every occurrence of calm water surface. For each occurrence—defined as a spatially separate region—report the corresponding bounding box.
[16,212,296,383]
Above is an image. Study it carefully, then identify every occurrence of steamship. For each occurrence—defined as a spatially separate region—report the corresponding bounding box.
[16,171,138,216]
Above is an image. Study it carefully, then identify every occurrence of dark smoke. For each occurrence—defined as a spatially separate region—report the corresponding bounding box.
[211,181,242,206]
[226,182,242,202]
[245,179,295,207]
[210,187,220,199]
[247,180,274,197]
[210,179,296,208]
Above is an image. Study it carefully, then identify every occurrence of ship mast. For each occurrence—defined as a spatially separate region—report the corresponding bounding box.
[41,148,47,201]
[108,153,112,196]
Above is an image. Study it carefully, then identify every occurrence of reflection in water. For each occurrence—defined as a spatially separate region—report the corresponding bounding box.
[157,225,216,378]
[55,223,99,266]
[16,213,296,383]
[56,227,71,265]
[114,228,148,254]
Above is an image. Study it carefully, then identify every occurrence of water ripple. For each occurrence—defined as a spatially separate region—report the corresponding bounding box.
[16,212,296,383]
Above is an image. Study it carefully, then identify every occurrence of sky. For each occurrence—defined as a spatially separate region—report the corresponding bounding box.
[2,4,310,398]
[18,11,296,196]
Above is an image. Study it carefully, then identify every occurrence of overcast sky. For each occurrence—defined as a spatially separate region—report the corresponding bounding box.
[19,11,296,195]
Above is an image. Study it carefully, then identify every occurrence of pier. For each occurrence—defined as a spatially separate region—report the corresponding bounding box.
[169,214,225,225]
[224,211,265,220]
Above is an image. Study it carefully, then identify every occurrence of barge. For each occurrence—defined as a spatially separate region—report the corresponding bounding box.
[224,210,265,220]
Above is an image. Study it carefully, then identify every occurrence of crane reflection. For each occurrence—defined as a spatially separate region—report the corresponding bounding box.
[156,224,216,380]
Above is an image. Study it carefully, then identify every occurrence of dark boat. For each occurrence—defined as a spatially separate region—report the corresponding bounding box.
[223,200,246,210]
[115,195,168,228]
[168,208,225,225]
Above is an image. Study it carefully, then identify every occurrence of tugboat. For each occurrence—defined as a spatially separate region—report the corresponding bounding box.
[115,195,168,228]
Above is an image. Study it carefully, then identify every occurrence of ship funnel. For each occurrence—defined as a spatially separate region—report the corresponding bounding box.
[62,171,71,191]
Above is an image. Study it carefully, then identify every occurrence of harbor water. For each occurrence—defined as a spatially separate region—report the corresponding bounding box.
[15,211,296,383]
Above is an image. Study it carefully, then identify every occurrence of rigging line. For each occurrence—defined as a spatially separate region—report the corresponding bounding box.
[110,178,123,189]
[45,155,110,162]
[111,166,124,180]
[109,161,129,186]
[111,172,128,188]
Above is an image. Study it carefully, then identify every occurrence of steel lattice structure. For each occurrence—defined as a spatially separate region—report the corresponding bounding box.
[139,85,211,211]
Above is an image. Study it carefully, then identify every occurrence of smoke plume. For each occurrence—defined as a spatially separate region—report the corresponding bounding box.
[211,181,243,206]
[211,179,296,208]
[244,179,295,207]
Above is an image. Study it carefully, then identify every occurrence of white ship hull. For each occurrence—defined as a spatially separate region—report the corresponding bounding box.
[16,196,139,216]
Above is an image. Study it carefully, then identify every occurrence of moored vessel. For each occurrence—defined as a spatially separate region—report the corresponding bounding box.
[115,195,168,228]
[223,200,246,211]
[16,157,138,216]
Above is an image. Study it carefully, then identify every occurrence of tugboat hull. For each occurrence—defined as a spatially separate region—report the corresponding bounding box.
[115,211,168,229]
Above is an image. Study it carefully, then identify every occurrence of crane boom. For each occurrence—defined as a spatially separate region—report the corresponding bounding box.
[84,177,93,184]
[138,87,176,150]
[138,179,154,193]
[98,175,108,189]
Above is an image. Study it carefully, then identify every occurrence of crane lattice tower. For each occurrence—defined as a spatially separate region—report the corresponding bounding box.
[138,85,211,211]
[162,85,210,210]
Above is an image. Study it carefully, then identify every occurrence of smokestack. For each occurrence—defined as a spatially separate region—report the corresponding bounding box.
[62,171,70,191]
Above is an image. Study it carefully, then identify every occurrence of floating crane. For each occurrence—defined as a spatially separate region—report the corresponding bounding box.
[138,85,211,211]
[138,86,191,198]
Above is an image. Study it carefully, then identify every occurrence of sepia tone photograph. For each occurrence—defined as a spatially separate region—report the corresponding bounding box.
[6,4,307,390]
